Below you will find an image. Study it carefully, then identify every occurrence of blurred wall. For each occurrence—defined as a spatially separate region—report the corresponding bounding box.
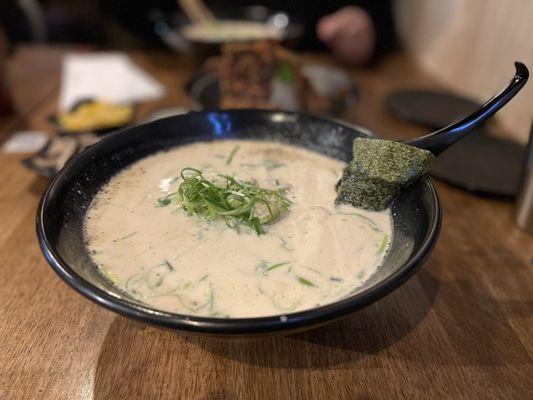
[395,0,533,143]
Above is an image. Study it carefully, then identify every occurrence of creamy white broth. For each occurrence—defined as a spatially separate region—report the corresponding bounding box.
[84,140,392,318]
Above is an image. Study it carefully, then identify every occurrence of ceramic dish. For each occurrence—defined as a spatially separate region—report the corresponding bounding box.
[36,110,441,336]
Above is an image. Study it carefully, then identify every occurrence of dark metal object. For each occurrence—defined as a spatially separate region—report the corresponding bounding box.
[515,124,533,233]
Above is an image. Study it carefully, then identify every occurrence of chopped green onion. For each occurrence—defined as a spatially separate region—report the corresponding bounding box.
[164,260,175,271]
[336,209,382,233]
[225,145,240,165]
[113,231,137,242]
[160,168,291,235]
[297,275,316,287]
[99,265,119,284]
[157,197,172,207]
[266,262,290,272]
[277,235,294,252]
[256,260,290,275]
[275,62,294,84]
[264,159,286,170]
[376,234,389,255]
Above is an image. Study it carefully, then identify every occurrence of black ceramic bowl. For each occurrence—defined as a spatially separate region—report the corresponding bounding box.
[36,110,441,336]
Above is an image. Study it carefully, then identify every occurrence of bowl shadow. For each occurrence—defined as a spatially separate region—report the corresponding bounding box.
[92,269,439,399]
[186,268,440,366]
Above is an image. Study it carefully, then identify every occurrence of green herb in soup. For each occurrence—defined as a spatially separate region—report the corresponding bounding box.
[336,138,435,211]
[159,167,292,235]
[275,62,295,84]
[225,145,240,165]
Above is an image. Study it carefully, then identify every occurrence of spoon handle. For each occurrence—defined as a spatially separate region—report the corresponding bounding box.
[405,62,529,155]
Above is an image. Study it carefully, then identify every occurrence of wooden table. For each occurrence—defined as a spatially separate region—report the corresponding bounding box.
[1,46,532,400]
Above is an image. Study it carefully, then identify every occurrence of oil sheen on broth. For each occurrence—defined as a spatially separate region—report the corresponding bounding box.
[84,140,392,318]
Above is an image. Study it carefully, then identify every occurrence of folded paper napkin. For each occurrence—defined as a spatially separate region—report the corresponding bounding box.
[58,53,165,111]
[2,131,49,153]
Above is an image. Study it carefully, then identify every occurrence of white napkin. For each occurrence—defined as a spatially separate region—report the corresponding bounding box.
[58,52,165,111]
[2,131,48,153]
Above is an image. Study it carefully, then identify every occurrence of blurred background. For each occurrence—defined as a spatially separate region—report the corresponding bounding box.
[1,0,533,215]
[1,0,531,141]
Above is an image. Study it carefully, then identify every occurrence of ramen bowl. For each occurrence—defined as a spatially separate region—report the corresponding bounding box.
[36,110,441,336]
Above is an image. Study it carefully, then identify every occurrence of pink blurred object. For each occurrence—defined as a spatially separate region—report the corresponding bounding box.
[317,6,375,66]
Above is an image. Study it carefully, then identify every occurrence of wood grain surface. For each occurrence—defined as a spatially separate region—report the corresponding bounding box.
[0,47,532,400]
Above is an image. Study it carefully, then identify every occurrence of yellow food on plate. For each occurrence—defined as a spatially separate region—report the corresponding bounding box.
[58,101,133,133]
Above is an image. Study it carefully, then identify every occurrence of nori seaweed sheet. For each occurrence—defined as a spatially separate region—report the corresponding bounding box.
[336,170,400,210]
[336,138,435,211]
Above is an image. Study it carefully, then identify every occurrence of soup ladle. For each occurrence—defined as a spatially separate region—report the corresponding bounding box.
[404,62,529,155]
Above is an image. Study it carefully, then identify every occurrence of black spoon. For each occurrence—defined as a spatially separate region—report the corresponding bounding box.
[404,62,529,155]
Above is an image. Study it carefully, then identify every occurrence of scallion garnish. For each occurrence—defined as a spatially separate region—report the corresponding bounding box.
[297,275,316,287]
[160,168,292,235]
[256,260,290,275]
[226,145,240,165]
[376,234,389,255]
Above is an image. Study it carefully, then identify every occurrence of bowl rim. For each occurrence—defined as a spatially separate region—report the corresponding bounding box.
[36,110,441,335]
